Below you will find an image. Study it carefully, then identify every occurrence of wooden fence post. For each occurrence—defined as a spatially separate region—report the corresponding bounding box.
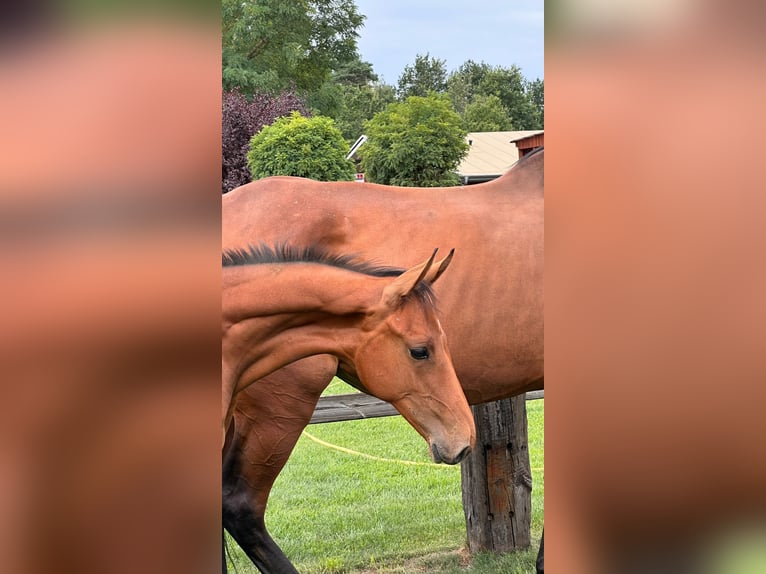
[461,395,532,553]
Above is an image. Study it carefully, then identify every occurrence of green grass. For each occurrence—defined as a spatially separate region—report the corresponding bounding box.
[226,379,544,573]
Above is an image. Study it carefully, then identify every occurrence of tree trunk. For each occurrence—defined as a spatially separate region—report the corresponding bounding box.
[461,396,532,553]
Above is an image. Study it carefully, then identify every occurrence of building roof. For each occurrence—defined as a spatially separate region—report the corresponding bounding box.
[508,131,544,144]
[347,129,543,184]
[458,130,543,179]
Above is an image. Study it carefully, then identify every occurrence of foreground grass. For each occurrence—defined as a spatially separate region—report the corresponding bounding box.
[226,380,544,573]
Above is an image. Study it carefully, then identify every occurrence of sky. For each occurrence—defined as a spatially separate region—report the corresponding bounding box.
[352,0,544,85]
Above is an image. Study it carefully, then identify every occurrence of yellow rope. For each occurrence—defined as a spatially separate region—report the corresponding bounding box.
[301,429,452,469]
[301,429,544,473]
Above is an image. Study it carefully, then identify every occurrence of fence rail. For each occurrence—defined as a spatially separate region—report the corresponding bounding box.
[310,390,544,425]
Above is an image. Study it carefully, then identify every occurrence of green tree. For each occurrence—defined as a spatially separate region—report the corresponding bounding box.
[526,78,544,127]
[308,56,381,119]
[477,65,541,129]
[332,58,379,87]
[247,112,355,181]
[396,53,448,99]
[334,83,396,142]
[447,61,543,130]
[462,94,514,132]
[223,0,364,95]
[447,60,493,114]
[306,81,345,119]
[360,94,468,187]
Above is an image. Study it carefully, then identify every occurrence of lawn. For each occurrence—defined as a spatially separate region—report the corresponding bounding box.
[226,379,544,573]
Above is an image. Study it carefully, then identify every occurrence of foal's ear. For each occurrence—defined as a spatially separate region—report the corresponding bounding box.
[425,248,454,285]
[380,248,454,308]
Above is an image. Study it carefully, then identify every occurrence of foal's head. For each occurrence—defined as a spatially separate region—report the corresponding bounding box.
[351,250,475,465]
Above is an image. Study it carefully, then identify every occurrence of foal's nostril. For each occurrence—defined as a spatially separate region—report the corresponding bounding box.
[431,442,442,464]
[454,445,472,464]
[432,443,472,465]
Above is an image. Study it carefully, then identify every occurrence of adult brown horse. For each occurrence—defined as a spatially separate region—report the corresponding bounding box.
[222,148,544,573]
[222,243,474,464]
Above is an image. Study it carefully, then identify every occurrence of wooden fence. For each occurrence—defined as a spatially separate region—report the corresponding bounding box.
[310,390,544,424]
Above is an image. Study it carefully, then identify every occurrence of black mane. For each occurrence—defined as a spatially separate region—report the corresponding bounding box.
[222,242,437,307]
[222,242,400,275]
[512,145,543,167]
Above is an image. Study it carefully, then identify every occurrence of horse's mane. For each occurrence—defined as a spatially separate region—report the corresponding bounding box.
[521,145,543,159]
[223,242,398,275]
[510,146,543,169]
[222,242,437,307]
[494,145,543,187]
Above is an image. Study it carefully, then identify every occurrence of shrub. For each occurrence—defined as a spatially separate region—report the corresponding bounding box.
[360,94,468,187]
[247,112,355,182]
[222,87,308,193]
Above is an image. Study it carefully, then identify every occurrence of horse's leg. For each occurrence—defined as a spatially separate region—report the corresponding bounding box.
[224,421,299,574]
[536,528,544,573]
[222,419,237,574]
[223,356,337,574]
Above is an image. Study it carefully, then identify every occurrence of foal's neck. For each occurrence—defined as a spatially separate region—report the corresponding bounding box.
[222,263,385,323]
[222,262,388,401]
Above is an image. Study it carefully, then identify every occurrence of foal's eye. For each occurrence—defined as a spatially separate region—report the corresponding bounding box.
[409,347,430,361]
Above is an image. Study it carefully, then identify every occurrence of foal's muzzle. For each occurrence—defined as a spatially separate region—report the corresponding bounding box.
[431,443,472,465]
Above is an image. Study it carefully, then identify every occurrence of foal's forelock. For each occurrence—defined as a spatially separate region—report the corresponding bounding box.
[399,283,438,312]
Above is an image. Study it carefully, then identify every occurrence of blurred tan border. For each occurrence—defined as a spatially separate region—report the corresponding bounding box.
[0,5,221,574]
[546,0,766,572]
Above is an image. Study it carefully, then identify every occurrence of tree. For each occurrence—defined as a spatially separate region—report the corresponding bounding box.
[307,56,380,119]
[247,112,355,181]
[360,94,468,187]
[447,61,543,130]
[447,60,493,114]
[396,53,448,99]
[462,94,514,132]
[222,87,308,193]
[526,78,544,127]
[334,83,396,142]
[310,56,394,141]
[222,0,364,95]
[478,65,541,129]
[306,81,345,119]
[332,58,378,87]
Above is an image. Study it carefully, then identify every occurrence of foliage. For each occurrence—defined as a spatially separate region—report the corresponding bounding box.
[447,61,543,130]
[396,53,448,99]
[307,57,381,119]
[222,87,309,193]
[222,0,364,95]
[332,58,379,87]
[478,65,541,129]
[462,94,514,132]
[334,83,396,142]
[309,56,395,142]
[526,78,545,127]
[360,94,468,187]
[305,80,345,119]
[446,59,491,114]
[247,112,355,181]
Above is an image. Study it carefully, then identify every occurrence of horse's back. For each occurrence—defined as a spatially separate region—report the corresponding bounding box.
[223,176,360,250]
